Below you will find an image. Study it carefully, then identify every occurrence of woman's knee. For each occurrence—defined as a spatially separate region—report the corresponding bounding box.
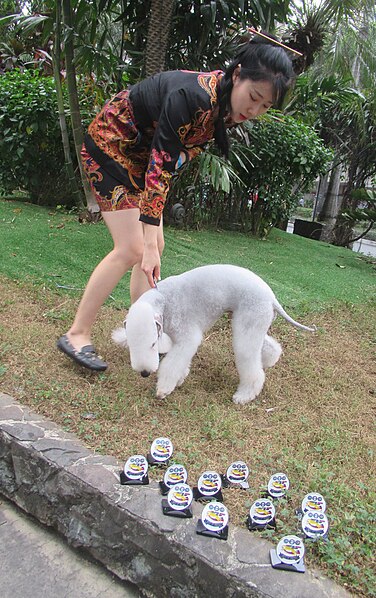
[111,243,143,267]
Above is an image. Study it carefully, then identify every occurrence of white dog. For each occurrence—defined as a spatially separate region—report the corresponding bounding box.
[112,265,315,404]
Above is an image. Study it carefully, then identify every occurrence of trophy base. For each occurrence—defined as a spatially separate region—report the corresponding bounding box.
[192,487,224,502]
[147,453,170,466]
[270,549,305,573]
[161,499,193,518]
[246,515,276,531]
[196,519,228,540]
[220,474,249,489]
[119,471,149,485]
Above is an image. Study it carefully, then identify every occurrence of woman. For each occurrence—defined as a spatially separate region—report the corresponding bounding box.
[57,32,295,371]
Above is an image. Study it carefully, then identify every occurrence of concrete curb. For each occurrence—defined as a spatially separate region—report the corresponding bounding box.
[0,392,350,598]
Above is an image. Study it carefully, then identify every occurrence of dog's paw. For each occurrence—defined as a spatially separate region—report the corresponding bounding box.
[156,382,176,400]
[177,367,190,387]
[233,372,265,405]
[262,335,282,368]
[232,390,257,405]
[111,327,128,348]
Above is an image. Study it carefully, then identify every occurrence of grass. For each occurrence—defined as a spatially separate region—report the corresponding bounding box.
[0,198,374,309]
[1,197,376,596]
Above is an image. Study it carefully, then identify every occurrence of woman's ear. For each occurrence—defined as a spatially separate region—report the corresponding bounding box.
[232,64,241,83]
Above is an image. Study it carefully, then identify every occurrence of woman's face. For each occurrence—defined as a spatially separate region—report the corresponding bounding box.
[230,67,274,123]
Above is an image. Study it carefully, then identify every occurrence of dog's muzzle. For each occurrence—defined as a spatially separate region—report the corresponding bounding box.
[140,370,151,378]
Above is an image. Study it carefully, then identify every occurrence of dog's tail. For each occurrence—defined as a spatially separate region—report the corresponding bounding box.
[111,327,128,347]
[273,301,316,332]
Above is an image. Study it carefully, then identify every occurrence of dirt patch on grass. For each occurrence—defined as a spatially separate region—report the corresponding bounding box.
[0,275,375,595]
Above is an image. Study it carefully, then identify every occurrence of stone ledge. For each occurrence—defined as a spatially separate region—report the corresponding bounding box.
[0,391,350,598]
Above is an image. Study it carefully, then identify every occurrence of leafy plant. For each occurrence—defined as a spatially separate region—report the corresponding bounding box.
[169,112,332,236]
[0,69,75,205]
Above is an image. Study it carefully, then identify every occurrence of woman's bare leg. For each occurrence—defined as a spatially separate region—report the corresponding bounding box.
[66,209,144,351]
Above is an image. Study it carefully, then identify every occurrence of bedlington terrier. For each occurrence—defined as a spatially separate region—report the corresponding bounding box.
[112,265,315,404]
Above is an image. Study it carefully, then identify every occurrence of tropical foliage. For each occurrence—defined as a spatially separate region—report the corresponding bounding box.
[0,0,375,240]
[169,112,332,236]
[0,69,73,205]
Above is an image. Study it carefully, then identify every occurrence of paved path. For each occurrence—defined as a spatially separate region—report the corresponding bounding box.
[0,496,139,598]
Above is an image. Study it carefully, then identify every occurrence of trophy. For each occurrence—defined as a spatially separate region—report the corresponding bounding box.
[196,502,229,540]
[193,471,223,502]
[270,535,305,573]
[161,483,193,518]
[147,437,173,466]
[120,455,149,485]
[221,461,249,489]
[247,498,276,531]
[159,464,188,495]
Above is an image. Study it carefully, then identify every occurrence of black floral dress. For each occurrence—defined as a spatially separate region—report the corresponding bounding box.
[81,70,224,226]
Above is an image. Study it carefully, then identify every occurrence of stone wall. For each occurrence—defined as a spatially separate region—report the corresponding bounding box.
[0,392,350,598]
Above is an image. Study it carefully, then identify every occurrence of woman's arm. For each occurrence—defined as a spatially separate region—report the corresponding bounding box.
[142,223,160,287]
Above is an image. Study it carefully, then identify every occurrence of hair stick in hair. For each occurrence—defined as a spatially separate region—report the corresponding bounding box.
[248,27,303,57]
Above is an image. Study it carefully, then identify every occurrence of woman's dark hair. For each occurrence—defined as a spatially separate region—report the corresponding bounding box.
[214,33,294,158]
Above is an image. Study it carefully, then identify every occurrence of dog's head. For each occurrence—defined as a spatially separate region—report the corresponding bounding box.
[124,302,171,377]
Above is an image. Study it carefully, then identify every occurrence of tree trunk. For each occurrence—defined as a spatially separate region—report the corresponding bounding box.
[52,0,83,208]
[317,158,343,242]
[61,0,99,213]
[145,0,174,77]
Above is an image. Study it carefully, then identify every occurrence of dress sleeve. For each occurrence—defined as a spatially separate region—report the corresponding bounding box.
[139,88,204,226]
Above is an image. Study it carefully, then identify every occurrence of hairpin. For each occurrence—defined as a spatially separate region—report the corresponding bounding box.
[248,27,303,57]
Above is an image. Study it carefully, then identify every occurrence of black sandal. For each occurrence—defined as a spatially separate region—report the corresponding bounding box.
[57,335,108,371]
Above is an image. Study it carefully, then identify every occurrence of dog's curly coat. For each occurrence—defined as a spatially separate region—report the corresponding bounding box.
[112,265,315,404]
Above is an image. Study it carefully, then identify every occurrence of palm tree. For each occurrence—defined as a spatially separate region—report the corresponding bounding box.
[286,0,376,245]
[145,0,174,76]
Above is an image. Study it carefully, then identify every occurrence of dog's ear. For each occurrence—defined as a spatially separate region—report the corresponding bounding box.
[111,326,128,348]
[158,333,172,354]
[154,314,163,338]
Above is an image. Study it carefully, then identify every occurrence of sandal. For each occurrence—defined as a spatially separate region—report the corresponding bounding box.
[57,335,108,371]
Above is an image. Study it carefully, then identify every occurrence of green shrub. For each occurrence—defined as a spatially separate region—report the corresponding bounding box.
[169,113,332,237]
[243,114,333,235]
[0,69,73,205]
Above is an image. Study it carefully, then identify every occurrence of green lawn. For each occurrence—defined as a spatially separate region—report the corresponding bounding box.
[1,197,375,596]
[0,198,374,310]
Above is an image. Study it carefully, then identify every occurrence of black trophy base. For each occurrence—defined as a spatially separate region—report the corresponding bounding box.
[119,471,149,485]
[159,481,170,495]
[161,499,193,518]
[246,515,276,531]
[147,453,170,466]
[220,474,249,489]
[193,487,224,502]
[261,490,288,501]
[270,549,305,573]
[196,519,228,540]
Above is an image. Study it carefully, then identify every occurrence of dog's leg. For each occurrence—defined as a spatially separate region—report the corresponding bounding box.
[262,334,282,368]
[156,329,203,399]
[231,313,270,404]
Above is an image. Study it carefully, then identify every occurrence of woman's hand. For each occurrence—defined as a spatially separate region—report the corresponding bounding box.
[142,223,160,288]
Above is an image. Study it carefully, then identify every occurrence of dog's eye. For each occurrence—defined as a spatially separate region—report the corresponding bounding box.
[151,340,158,348]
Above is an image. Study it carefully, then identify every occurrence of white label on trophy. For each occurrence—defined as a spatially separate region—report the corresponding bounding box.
[267,472,290,497]
[123,455,148,479]
[302,511,329,538]
[249,498,275,524]
[201,502,229,532]
[226,461,249,484]
[150,437,173,462]
[167,483,193,511]
[197,471,222,495]
[164,464,188,488]
[301,493,326,514]
[276,535,305,565]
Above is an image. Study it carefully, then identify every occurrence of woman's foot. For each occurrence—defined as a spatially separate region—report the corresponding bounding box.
[57,334,108,371]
